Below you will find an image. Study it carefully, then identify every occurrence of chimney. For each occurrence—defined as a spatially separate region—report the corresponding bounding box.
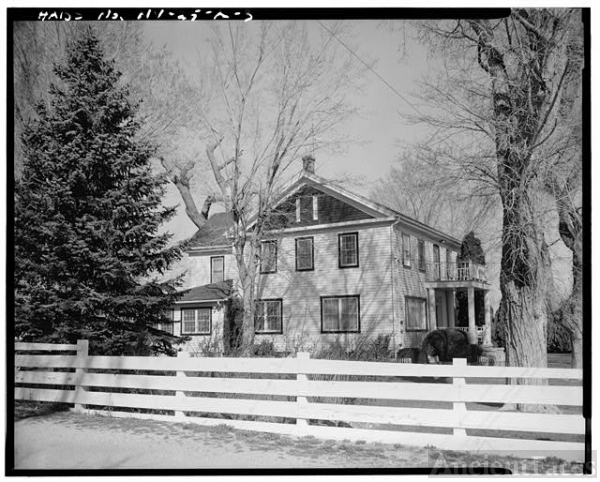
[302,154,315,174]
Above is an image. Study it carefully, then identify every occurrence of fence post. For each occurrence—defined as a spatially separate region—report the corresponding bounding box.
[452,357,468,439]
[74,339,89,413]
[296,352,310,430]
[175,351,189,420]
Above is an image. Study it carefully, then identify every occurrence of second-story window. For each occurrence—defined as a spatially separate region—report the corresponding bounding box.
[210,256,224,283]
[260,240,278,273]
[312,195,319,221]
[402,234,411,268]
[338,232,359,268]
[296,237,314,271]
[296,198,301,223]
[418,240,425,271]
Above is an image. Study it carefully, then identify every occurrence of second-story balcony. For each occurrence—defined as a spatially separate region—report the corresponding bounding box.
[425,261,487,284]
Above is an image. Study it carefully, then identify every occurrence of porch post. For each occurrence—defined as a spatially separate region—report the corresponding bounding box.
[448,289,456,328]
[467,287,477,344]
[483,290,492,346]
[427,288,437,330]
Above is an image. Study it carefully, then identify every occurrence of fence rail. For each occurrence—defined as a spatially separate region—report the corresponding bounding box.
[14,341,584,461]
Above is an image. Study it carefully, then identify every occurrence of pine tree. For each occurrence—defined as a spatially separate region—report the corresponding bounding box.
[457,231,486,265]
[14,27,184,356]
[456,232,486,327]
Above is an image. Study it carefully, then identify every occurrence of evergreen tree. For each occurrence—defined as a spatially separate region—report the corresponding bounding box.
[457,231,486,265]
[456,232,486,327]
[14,27,184,356]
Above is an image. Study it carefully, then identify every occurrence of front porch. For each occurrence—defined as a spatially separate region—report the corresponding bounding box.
[424,261,492,346]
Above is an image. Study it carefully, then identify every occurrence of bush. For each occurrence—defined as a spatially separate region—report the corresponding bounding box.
[313,334,393,362]
[250,339,281,358]
[547,306,572,353]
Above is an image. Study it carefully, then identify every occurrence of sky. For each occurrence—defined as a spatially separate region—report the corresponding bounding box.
[142,19,437,240]
[138,15,579,303]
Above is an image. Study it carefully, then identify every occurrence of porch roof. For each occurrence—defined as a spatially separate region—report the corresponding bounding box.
[176,280,233,304]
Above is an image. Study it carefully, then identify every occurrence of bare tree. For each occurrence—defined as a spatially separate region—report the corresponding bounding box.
[405,9,583,370]
[370,151,498,239]
[180,21,362,352]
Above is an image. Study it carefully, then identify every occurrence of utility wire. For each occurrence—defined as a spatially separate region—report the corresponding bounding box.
[317,20,423,117]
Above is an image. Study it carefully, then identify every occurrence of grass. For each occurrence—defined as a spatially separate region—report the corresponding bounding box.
[14,401,71,421]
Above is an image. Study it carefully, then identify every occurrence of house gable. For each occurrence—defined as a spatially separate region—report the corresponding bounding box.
[272,185,375,228]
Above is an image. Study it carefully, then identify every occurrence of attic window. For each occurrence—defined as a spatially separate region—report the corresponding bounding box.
[296,198,301,223]
[312,195,318,221]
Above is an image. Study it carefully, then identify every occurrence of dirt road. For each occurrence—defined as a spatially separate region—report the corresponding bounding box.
[13,412,429,470]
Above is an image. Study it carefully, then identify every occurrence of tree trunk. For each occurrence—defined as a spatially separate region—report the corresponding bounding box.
[571,327,583,369]
[233,233,258,356]
[173,178,207,230]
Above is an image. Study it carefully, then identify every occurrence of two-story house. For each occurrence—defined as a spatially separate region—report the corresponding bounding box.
[166,156,493,354]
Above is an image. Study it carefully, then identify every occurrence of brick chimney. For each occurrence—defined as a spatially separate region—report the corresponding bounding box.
[302,154,315,174]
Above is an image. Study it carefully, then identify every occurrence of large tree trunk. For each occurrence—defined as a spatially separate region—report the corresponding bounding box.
[233,233,258,355]
[555,169,583,368]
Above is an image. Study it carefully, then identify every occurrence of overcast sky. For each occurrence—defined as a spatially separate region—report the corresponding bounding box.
[143,19,437,239]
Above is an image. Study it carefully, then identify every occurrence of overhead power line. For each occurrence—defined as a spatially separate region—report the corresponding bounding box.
[317,20,423,116]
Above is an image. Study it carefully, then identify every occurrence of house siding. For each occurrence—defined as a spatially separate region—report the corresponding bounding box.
[185,251,237,289]
[171,303,225,354]
[391,224,459,348]
[252,224,395,352]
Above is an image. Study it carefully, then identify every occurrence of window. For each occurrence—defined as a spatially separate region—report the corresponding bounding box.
[418,240,425,271]
[210,256,224,283]
[433,244,441,280]
[295,237,314,271]
[338,232,359,268]
[255,299,283,334]
[154,310,174,334]
[405,297,426,330]
[181,308,211,335]
[321,296,360,333]
[260,240,278,273]
[312,195,319,221]
[402,234,411,268]
[446,249,452,279]
[296,198,301,223]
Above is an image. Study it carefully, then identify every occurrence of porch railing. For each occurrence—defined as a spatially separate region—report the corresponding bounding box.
[427,261,486,283]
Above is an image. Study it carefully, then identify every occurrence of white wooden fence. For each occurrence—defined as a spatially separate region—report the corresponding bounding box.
[15,341,584,461]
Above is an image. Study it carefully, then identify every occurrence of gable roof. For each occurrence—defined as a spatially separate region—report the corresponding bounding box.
[187,212,234,247]
[188,171,461,250]
[176,280,233,303]
[245,171,461,247]
[244,172,397,232]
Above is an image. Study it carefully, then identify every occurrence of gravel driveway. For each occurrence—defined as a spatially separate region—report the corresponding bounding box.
[13,412,430,470]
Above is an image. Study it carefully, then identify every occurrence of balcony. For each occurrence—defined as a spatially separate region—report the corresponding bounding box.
[423,261,488,290]
[426,261,486,282]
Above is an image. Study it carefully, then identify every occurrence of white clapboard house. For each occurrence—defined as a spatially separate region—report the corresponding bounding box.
[166,156,492,354]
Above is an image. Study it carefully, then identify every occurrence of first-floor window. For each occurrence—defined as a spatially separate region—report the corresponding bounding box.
[321,296,360,333]
[255,299,283,334]
[181,308,211,335]
[405,297,426,330]
[154,309,174,334]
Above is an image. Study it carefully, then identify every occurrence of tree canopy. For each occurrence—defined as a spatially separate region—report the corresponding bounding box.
[14,27,184,356]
